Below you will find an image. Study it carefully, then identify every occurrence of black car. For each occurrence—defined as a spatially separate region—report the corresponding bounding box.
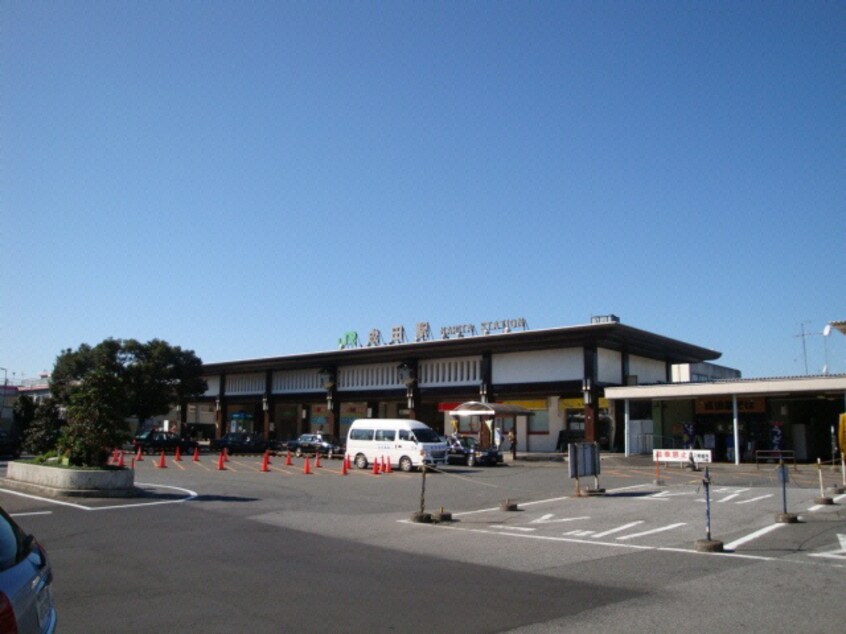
[133,430,198,455]
[0,430,21,459]
[286,433,345,458]
[210,432,271,455]
[446,435,502,467]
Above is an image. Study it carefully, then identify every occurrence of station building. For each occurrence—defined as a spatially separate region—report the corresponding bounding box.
[186,316,723,454]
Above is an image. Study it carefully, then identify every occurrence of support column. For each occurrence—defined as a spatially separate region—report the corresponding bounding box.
[732,394,740,465]
[583,347,598,443]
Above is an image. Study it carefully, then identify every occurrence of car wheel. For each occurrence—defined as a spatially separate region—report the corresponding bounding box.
[354,453,368,469]
[399,456,413,472]
[466,454,476,467]
[295,447,303,458]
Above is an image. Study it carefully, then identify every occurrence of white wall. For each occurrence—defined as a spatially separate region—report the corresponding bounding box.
[598,348,622,384]
[492,348,583,384]
[629,355,667,384]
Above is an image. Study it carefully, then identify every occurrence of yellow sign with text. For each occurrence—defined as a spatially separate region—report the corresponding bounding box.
[559,398,610,410]
[839,413,846,453]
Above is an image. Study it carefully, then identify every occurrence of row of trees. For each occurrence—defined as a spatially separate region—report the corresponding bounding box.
[13,338,206,467]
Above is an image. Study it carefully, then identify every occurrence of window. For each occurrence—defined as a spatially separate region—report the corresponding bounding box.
[349,429,373,441]
[528,410,549,434]
[375,429,395,441]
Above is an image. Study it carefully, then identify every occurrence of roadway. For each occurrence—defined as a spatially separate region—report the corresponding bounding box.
[1,454,844,633]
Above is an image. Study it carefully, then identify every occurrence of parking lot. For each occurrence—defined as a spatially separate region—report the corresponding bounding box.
[2,454,845,632]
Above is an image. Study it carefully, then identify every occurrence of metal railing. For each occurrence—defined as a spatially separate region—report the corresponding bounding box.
[755,450,797,471]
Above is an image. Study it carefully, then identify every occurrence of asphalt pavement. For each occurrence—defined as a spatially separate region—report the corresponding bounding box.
[1,454,844,633]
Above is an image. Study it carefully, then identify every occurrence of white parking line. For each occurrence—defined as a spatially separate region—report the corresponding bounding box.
[592,521,644,538]
[736,494,773,505]
[616,522,686,541]
[10,511,53,517]
[723,523,784,551]
[0,483,197,511]
[717,489,750,503]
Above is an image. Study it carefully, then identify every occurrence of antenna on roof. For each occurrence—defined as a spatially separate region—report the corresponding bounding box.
[793,321,811,375]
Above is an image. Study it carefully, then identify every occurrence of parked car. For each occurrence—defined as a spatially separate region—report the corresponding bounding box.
[0,431,21,459]
[132,431,198,455]
[446,435,503,467]
[210,433,271,455]
[286,433,345,458]
[0,506,57,633]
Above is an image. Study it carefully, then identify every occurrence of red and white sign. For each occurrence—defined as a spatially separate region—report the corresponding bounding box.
[652,449,712,464]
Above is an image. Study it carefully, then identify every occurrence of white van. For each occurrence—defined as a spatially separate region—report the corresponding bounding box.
[346,419,448,472]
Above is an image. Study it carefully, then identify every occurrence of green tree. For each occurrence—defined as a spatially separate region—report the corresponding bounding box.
[61,366,129,467]
[12,394,36,440]
[48,338,206,467]
[122,339,207,430]
[23,397,63,455]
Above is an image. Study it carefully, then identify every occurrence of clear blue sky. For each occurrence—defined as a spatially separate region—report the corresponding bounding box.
[2,1,844,382]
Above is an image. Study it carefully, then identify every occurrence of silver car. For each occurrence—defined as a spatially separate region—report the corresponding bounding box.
[0,506,56,633]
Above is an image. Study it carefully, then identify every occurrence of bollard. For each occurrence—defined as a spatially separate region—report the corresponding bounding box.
[775,459,798,523]
[814,458,834,505]
[830,453,846,495]
[694,467,724,552]
[433,506,453,523]
[500,498,519,511]
[411,465,431,522]
[654,461,666,486]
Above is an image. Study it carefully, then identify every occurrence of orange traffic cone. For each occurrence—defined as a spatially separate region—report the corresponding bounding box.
[193,447,200,462]
[372,459,380,475]
[381,456,388,473]
[385,458,393,474]
[175,446,182,462]
[285,451,293,466]
[111,449,119,464]
[303,457,312,475]
[341,458,348,476]
[260,452,270,472]
[117,451,125,468]
[135,447,143,462]
[156,450,167,469]
[217,451,226,470]
[315,453,322,468]
[264,450,272,466]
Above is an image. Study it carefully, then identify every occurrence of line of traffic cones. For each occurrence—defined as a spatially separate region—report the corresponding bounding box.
[155,450,167,469]
[217,451,226,470]
[260,450,271,472]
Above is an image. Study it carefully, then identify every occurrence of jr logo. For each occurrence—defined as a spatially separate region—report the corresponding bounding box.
[338,331,359,349]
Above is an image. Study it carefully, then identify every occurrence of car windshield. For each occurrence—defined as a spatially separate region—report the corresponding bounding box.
[412,427,441,443]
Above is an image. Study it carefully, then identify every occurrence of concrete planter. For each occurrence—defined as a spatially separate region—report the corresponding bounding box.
[4,461,138,498]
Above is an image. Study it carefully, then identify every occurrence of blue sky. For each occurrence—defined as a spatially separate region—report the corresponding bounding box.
[2,1,844,382]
